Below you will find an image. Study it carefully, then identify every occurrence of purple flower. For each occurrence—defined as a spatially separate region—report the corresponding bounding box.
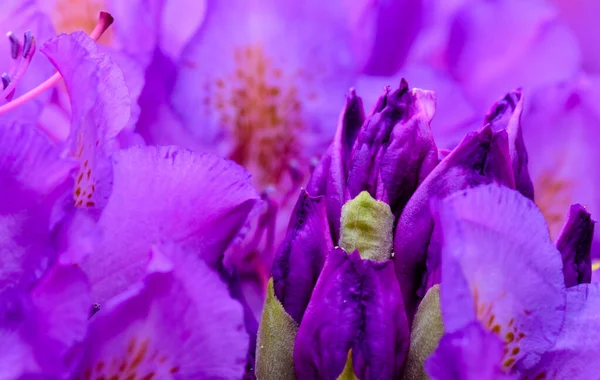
[0,15,262,378]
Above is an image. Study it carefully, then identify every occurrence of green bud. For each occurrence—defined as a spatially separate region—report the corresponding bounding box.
[256,278,298,380]
[404,285,444,380]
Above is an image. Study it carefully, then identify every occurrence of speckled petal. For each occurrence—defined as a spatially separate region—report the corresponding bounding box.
[40,32,132,215]
[437,184,566,371]
[425,322,513,380]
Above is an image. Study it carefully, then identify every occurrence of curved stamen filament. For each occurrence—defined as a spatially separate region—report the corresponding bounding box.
[1,35,36,100]
[0,12,114,117]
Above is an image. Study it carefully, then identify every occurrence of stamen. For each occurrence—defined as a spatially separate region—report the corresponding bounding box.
[1,32,36,101]
[1,74,10,90]
[0,12,114,117]
[6,31,21,59]
[22,30,33,58]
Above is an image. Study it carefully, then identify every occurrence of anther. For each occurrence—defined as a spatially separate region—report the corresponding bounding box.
[22,30,34,58]
[6,32,20,59]
[1,73,10,90]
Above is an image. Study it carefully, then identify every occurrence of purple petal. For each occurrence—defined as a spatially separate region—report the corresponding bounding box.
[271,190,333,324]
[484,90,534,200]
[526,283,600,379]
[40,32,132,214]
[361,0,424,76]
[437,184,566,371]
[347,80,438,216]
[83,146,258,304]
[394,124,513,320]
[307,89,365,242]
[522,76,600,252]
[73,243,248,379]
[294,249,409,379]
[425,322,513,380]
[556,204,595,287]
[0,122,75,290]
[446,0,580,110]
[553,0,600,73]
[0,264,91,378]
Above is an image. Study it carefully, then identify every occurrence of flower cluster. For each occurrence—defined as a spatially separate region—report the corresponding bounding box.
[0,0,599,379]
[256,81,597,379]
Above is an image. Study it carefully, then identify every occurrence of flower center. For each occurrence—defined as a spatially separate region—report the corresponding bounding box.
[52,0,112,44]
[202,44,306,188]
[534,170,574,240]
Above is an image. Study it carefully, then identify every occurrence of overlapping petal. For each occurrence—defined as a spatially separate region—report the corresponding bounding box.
[83,146,258,303]
[73,243,248,379]
[436,184,566,371]
[0,122,75,290]
[40,31,131,214]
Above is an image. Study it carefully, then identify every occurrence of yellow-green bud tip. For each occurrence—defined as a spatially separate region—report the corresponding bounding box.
[339,191,394,261]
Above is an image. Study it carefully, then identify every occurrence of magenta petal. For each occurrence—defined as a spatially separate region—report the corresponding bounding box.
[437,184,566,371]
[425,322,513,380]
[0,123,75,290]
[307,89,365,242]
[394,125,512,320]
[556,204,595,287]
[271,190,333,324]
[83,146,259,304]
[294,249,409,379]
[74,243,248,378]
